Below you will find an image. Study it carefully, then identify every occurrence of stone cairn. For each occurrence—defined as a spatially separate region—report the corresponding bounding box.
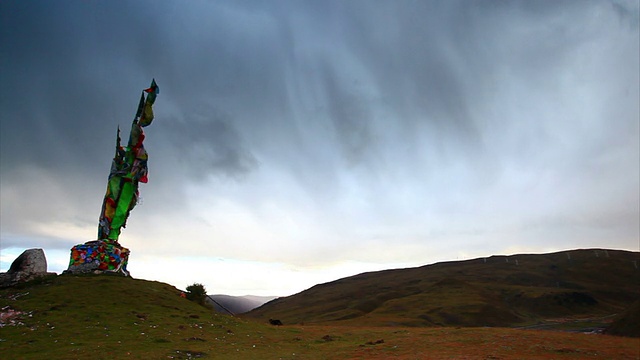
[64,240,130,276]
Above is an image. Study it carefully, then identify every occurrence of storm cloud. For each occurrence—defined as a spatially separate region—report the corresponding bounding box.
[1,0,638,295]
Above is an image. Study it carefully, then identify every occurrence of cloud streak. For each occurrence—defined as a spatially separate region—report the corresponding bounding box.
[1,0,638,295]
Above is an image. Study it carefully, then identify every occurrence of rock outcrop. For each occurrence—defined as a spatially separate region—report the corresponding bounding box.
[0,248,54,287]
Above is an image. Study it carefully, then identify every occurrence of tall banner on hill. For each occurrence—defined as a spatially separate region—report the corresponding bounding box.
[66,80,159,276]
[97,79,159,241]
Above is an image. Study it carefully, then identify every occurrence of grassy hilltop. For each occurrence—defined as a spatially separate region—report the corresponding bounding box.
[1,250,639,359]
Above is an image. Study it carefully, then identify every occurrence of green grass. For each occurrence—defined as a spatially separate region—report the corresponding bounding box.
[1,274,269,359]
[1,274,639,359]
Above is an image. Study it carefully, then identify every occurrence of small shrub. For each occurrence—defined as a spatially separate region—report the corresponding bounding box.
[185,283,207,306]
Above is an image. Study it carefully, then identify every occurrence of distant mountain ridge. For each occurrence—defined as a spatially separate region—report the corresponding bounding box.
[244,249,640,333]
[206,294,277,315]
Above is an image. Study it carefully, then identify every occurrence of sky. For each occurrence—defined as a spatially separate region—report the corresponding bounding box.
[1,0,638,297]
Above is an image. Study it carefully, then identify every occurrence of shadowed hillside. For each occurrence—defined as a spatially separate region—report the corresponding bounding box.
[605,300,640,337]
[245,249,640,330]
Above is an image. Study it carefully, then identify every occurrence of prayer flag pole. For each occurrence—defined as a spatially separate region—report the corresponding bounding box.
[65,80,159,276]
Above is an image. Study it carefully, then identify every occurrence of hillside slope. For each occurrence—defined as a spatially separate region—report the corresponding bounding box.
[2,264,639,359]
[0,274,299,359]
[245,249,640,329]
[605,300,640,337]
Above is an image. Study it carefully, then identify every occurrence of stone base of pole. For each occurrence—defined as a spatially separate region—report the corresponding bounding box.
[64,240,130,276]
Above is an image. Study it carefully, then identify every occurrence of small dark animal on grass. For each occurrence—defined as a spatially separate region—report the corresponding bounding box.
[269,319,283,326]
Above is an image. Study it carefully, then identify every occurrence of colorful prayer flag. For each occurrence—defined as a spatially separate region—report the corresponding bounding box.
[97,80,159,242]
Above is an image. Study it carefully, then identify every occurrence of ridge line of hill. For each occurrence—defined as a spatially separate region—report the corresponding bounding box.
[244,248,640,333]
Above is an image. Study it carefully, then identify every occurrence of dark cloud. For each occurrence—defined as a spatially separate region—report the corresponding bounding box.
[1,1,161,175]
[321,61,375,165]
[610,0,639,28]
[1,1,637,294]
[161,106,258,179]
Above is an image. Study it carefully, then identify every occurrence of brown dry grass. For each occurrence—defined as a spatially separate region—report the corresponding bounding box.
[262,325,640,359]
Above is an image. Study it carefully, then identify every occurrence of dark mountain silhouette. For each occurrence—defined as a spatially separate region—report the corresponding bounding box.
[245,249,639,334]
[206,294,277,315]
